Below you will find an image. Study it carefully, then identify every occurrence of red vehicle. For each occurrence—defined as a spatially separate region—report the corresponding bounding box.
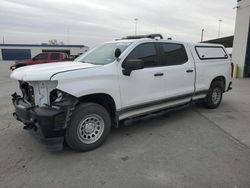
[10,52,70,70]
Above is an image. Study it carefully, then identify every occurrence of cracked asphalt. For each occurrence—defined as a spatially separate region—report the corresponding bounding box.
[0,62,250,188]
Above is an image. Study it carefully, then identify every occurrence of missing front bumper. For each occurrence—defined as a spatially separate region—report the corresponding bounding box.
[12,93,66,151]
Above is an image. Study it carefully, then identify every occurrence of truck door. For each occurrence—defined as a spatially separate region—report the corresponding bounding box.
[118,42,165,119]
[157,42,195,102]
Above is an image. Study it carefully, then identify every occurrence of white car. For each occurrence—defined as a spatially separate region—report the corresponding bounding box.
[11,34,232,151]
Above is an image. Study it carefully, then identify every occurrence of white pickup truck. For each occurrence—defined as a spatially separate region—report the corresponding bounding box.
[11,34,232,151]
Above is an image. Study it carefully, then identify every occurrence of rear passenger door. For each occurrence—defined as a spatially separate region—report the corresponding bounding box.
[158,42,195,103]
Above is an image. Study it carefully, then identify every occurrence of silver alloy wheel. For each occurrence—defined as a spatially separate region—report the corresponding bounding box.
[211,87,221,105]
[77,114,105,144]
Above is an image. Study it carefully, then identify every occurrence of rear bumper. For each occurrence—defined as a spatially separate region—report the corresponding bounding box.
[12,93,66,151]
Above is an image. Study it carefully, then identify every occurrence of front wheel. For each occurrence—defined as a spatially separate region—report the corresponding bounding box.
[204,81,223,109]
[65,103,111,152]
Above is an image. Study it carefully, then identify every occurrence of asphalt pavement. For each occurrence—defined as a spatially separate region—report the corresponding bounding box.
[0,61,250,188]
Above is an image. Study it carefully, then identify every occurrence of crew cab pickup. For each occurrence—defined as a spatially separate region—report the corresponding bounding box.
[10,34,232,151]
[10,52,69,70]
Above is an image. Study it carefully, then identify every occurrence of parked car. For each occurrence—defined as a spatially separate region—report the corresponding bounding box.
[10,34,232,152]
[10,52,70,70]
[68,53,83,60]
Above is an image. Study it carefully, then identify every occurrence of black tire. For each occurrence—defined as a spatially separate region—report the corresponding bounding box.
[204,81,223,109]
[65,103,111,152]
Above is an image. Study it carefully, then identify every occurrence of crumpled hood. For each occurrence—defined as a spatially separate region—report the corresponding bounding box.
[10,61,99,81]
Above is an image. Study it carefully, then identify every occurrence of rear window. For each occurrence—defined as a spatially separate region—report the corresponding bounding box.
[195,46,228,60]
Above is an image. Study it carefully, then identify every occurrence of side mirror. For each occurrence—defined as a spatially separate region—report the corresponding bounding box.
[114,48,121,58]
[122,59,144,76]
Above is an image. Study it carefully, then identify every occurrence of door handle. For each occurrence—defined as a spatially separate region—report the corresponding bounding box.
[186,69,193,73]
[154,73,164,77]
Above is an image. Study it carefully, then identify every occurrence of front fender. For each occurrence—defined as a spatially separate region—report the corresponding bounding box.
[51,64,122,109]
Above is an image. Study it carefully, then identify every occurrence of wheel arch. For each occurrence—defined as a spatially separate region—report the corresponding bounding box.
[78,93,118,127]
[210,76,226,91]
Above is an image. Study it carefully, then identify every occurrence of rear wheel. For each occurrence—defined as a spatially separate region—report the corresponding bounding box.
[65,103,111,152]
[204,81,223,109]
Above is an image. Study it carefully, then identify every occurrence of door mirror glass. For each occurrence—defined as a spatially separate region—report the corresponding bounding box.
[122,59,144,76]
[114,48,122,58]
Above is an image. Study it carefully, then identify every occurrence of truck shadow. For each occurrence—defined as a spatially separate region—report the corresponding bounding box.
[61,103,213,155]
[62,106,192,154]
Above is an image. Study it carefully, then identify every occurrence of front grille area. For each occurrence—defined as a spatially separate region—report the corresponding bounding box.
[19,81,34,104]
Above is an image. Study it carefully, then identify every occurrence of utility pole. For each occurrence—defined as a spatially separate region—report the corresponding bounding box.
[134,18,138,35]
[201,29,204,42]
[218,19,222,38]
[2,36,5,44]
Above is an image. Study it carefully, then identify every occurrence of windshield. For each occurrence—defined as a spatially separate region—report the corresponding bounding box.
[75,42,131,65]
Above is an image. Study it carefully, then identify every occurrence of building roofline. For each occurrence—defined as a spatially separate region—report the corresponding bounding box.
[0,43,86,48]
[202,35,234,48]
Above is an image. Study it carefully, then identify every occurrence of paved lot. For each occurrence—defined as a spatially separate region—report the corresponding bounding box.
[0,61,250,188]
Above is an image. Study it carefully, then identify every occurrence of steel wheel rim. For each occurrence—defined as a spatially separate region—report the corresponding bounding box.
[77,114,104,144]
[211,87,221,104]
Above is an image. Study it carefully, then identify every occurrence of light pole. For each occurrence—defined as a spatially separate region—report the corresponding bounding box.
[134,18,138,35]
[218,19,222,38]
[201,29,204,42]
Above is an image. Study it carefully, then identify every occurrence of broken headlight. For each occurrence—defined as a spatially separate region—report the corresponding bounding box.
[50,89,63,104]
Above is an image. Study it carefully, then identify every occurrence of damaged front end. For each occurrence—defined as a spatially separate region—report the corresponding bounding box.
[12,81,77,151]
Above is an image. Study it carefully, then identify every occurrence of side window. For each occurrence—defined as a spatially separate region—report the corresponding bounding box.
[161,43,188,66]
[51,53,60,60]
[33,53,48,61]
[195,46,228,59]
[126,43,158,68]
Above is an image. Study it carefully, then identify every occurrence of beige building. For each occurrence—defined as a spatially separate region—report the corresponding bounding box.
[232,0,250,78]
